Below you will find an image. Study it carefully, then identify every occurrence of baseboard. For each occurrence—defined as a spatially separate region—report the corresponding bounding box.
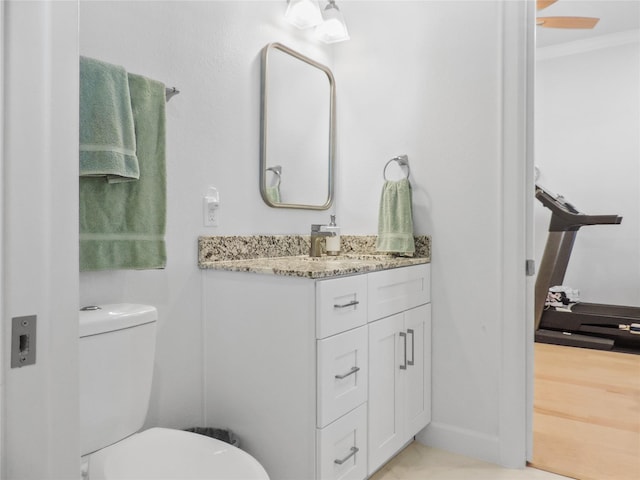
[416,421,501,465]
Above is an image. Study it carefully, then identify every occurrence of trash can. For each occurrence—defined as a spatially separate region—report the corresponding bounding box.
[185,427,240,448]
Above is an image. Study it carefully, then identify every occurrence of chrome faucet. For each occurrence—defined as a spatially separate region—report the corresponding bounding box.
[310,224,336,257]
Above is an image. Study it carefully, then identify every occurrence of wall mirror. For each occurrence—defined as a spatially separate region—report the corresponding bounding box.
[260,42,335,210]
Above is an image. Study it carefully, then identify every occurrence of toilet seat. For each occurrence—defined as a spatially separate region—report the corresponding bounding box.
[86,427,269,479]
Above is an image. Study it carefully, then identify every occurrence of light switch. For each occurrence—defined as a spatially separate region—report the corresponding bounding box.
[203,187,220,227]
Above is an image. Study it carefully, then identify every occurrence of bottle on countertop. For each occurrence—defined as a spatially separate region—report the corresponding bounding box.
[326,214,341,256]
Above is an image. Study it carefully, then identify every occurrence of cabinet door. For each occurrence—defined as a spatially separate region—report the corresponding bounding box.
[404,304,432,438]
[367,313,405,475]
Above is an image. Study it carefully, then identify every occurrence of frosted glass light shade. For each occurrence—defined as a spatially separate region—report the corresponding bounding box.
[315,2,349,43]
[285,0,323,29]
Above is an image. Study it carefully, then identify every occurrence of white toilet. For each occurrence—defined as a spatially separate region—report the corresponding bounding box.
[79,303,269,480]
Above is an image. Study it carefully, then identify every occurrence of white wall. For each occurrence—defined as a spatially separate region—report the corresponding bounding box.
[535,33,640,307]
[2,1,80,478]
[79,0,336,431]
[336,1,530,465]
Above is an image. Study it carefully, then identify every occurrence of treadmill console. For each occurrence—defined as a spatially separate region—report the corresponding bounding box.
[535,184,622,232]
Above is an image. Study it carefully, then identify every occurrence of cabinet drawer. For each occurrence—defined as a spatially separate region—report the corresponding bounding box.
[316,275,368,339]
[368,264,430,321]
[317,403,367,480]
[317,326,368,428]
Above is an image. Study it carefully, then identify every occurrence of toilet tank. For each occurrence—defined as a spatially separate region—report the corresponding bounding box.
[79,304,157,456]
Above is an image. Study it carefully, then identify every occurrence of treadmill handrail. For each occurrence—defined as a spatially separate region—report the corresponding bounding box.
[535,185,622,232]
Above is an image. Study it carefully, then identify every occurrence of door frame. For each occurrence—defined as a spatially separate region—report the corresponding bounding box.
[498,0,536,467]
[0,0,6,474]
[1,1,80,478]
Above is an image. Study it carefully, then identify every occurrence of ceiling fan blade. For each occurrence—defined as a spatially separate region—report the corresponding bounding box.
[536,16,600,29]
[537,0,558,11]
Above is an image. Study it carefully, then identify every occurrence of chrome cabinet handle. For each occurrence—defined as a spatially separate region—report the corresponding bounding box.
[407,328,415,366]
[334,446,359,465]
[399,332,407,370]
[335,366,360,380]
[333,300,359,309]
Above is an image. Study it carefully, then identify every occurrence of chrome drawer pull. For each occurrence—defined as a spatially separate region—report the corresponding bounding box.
[334,446,359,465]
[335,366,360,380]
[333,300,359,309]
[399,331,407,370]
[407,328,415,366]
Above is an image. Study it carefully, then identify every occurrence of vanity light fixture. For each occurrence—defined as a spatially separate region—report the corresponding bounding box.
[284,0,323,29]
[315,0,350,44]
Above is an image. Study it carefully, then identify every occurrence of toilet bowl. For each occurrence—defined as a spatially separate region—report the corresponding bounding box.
[85,428,268,480]
[79,304,269,480]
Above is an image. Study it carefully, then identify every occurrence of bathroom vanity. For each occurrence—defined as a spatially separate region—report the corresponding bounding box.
[201,236,431,480]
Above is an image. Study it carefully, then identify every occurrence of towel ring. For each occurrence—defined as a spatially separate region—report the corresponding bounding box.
[266,165,282,188]
[165,87,180,101]
[383,155,410,181]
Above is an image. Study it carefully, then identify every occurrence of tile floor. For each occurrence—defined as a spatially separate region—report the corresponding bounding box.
[370,442,571,480]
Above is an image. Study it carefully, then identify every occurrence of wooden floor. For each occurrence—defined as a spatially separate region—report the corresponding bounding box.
[531,343,640,480]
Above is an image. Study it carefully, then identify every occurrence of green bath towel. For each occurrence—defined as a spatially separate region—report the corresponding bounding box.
[80,72,167,271]
[79,56,139,183]
[376,178,415,255]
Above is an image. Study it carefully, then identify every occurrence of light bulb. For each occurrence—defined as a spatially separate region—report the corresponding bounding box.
[315,1,349,44]
[285,0,323,29]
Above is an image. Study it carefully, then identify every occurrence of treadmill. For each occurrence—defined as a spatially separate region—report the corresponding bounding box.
[534,184,640,353]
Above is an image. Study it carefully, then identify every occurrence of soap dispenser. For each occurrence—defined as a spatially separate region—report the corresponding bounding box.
[326,215,341,256]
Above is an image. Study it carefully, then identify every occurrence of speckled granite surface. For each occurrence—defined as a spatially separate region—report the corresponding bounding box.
[198,235,430,279]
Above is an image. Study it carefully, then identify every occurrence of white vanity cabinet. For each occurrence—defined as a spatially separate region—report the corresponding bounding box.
[367,266,432,475]
[203,264,430,480]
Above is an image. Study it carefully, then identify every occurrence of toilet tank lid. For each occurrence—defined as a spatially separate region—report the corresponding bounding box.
[79,304,157,338]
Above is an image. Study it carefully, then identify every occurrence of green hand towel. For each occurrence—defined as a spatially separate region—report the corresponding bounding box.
[80,72,167,271]
[79,56,139,183]
[376,178,415,255]
[266,185,281,203]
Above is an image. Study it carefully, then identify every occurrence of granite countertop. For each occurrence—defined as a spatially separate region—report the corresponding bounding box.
[198,235,431,279]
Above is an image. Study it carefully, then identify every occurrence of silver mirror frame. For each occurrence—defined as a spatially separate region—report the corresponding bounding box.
[260,42,335,210]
